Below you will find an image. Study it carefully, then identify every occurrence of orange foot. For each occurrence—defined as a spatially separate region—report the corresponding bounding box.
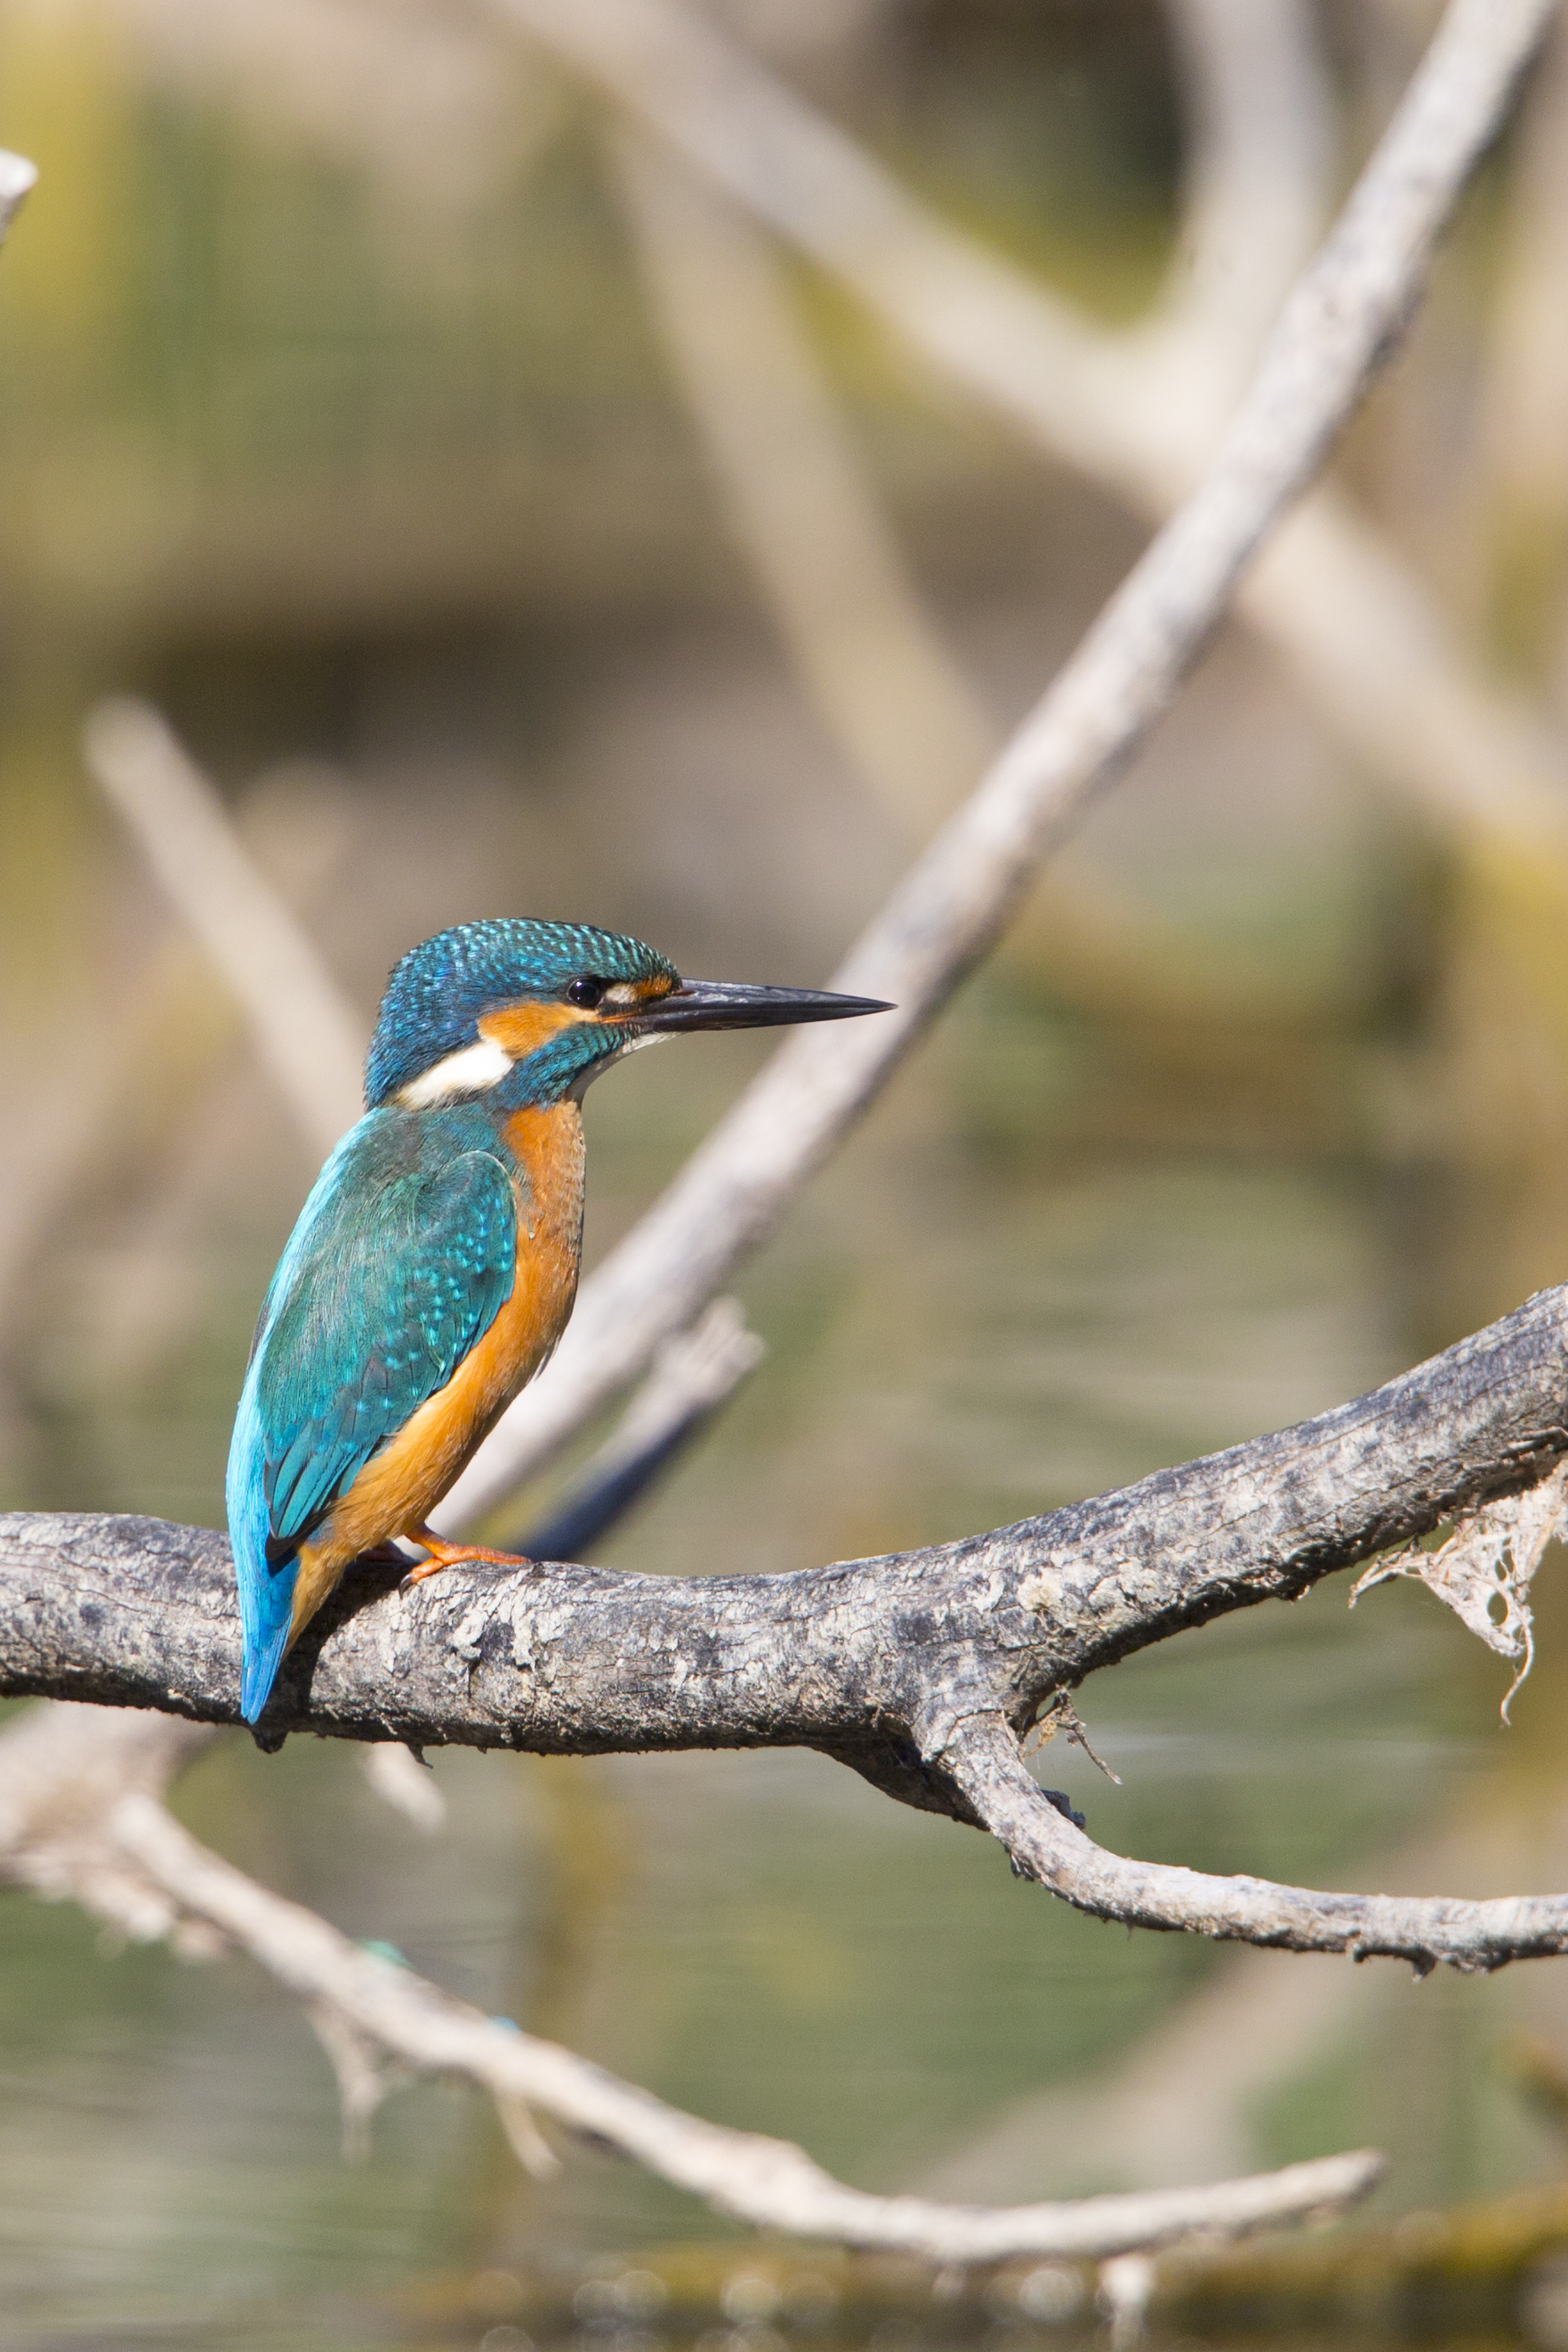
[403,1526,535,1586]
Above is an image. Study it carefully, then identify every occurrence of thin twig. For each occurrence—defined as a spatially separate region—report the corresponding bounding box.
[112,1790,1376,2256]
[84,699,367,1157]
[941,1715,1568,1976]
[0,1703,1381,2260]
[512,1297,764,1560]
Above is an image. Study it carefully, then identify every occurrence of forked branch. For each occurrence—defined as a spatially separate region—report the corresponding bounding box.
[4,1279,1568,1971]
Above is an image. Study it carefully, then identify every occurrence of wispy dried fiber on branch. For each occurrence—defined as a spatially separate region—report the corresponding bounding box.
[1351,1461,1568,1718]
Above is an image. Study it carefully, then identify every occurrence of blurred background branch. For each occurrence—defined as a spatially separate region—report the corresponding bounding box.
[0,149,37,246]
[497,0,1568,874]
[0,1701,1383,2260]
[7,0,1568,2329]
[610,124,995,835]
[84,697,367,1157]
[441,0,1555,1529]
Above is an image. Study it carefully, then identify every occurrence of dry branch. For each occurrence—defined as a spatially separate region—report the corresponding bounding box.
[490,0,1568,861]
[0,1703,1381,2262]
[442,0,1558,1529]
[84,699,368,1157]
[946,1717,1568,1977]
[7,1278,1568,1969]
[610,127,994,834]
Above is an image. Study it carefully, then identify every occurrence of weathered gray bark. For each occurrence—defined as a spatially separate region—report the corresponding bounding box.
[8,1281,1562,1751]
[4,1280,1566,1970]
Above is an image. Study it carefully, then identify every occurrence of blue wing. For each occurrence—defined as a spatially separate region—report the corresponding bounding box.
[227,1110,518,1721]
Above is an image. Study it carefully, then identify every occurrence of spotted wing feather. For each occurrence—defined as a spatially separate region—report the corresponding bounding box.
[254,1146,518,1558]
[227,1116,519,1722]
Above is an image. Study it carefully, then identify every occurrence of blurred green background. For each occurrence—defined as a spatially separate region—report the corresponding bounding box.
[6,1,1568,2345]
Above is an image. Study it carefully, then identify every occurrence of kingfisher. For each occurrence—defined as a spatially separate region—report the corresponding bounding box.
[227,917,888,1722]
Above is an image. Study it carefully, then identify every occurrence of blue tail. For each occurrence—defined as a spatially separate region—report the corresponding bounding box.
[227,1369,298,1724]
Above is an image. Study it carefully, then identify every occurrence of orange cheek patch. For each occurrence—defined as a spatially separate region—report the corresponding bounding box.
[478,1002,584,1059]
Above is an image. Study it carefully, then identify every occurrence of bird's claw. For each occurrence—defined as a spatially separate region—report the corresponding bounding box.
[401,1528,535,1586]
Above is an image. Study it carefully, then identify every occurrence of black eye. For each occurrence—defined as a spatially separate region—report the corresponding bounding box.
[567,975,606,1010]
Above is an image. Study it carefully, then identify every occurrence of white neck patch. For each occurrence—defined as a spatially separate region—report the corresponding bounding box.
[398,1034,514,1108]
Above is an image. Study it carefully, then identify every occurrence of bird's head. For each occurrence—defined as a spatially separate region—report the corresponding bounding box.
[366,918,891,1113]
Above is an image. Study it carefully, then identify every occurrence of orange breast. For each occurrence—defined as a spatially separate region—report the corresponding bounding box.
[289,1102,586,1637]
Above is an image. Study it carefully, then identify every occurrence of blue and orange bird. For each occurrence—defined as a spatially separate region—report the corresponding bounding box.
[227,918,889,1721]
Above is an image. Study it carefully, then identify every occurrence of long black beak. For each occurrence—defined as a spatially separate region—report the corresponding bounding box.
[635,979,894,1033]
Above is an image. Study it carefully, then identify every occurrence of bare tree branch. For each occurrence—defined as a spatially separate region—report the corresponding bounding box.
[0,1702,1381,2260]
[610,126,995,834]
[6,1277,1568,1968]
[488,0,1568,853]
[84,699,369,1158]
[440,0,1559,1531]
[0,150,37,248]
[943,1715,1568,1976]
[13,1279,1567,1752]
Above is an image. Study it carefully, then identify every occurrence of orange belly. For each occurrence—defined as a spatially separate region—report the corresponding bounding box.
[289,1102,585,1639]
